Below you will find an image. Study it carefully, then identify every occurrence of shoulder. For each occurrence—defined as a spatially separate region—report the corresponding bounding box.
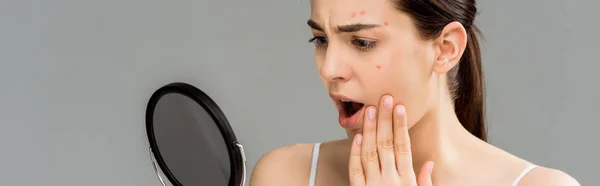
[250,143,317,186]
[518,166,580,186]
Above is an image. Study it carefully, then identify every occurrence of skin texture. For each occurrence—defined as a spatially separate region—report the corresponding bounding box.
[250,0,580,185]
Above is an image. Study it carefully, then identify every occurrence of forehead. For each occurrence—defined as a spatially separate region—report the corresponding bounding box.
[310,0,394,24]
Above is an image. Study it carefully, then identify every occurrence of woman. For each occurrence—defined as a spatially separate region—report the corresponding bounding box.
[251,0,579,185]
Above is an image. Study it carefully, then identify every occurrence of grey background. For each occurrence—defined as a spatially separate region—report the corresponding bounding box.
[0,0,597,185]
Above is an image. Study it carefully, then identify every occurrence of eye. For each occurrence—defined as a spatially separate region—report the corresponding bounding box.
[351,39,377,52]
[308,36,328,49]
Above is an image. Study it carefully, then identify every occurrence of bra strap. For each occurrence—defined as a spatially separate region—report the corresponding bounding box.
[308,143,321,186]
[511,164,538,186]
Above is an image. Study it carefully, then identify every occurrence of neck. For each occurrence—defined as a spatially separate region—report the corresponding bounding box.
[408,91,485,179]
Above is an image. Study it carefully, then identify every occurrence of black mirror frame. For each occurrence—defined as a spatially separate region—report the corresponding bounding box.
[145,82,246,186]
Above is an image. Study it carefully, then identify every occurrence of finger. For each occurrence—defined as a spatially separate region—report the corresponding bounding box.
[376,95,397,175]
[361,106,381,180]
[393,105,415,179]
[348,134,366,186]
[417,161,434,186]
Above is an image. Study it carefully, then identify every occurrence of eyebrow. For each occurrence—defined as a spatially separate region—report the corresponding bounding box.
[307,19,380,33]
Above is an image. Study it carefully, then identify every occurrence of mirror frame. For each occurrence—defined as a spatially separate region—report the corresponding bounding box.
[145,82,246,186]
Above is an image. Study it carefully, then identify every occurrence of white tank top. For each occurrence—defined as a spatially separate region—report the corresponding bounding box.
[307,143,537,186]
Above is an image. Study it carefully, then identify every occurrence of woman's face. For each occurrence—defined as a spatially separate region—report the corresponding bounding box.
[309,0,440,137]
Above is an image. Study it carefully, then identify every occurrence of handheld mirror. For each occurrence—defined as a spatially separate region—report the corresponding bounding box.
[146,82,246,186]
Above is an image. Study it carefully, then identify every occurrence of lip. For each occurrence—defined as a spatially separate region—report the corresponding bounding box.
[338,106,364,129]
[329,93,359,103]
[329,93,364,129]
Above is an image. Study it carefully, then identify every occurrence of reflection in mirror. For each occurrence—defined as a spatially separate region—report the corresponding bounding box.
[146,82,246,186]
[153,93,230,185]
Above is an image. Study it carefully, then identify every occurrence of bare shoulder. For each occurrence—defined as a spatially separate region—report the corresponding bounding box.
[249,143,316,186]
[518,166,580,186]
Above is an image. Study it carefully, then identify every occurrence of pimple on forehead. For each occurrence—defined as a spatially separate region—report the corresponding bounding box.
[350,10,368,18]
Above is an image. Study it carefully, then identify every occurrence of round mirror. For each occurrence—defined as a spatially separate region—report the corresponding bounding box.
[146,82,246,186]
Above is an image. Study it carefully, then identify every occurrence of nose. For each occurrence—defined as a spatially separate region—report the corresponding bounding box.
[319,46,352,83]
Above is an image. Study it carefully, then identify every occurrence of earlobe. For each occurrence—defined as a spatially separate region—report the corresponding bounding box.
[433,21,468,74]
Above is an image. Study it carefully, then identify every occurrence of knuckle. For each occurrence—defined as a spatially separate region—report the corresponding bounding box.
[362,150,379,162]
[394,142,411,154]
[350,167,364,177]
[377,139,394,150]
[351,150,362,157]
[396,119,407,128]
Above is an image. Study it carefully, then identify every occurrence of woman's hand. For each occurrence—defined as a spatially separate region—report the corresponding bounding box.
[349,95,434,186]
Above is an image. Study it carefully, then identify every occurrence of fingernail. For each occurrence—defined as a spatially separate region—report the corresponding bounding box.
[355,134,363,146]
[395,105,405,117]
[429,161,434,174]
[384,96,393,109]
[368,107,376,120]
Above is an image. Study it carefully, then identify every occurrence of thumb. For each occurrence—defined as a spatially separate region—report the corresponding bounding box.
[417,161,434,186]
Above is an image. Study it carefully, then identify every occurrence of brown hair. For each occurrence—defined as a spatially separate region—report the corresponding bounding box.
[395,0,487,141]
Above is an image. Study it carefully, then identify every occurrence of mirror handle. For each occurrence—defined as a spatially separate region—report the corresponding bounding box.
[149,147,168,186]
[236,143,247,186]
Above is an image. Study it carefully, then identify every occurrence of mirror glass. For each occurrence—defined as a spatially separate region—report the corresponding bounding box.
[146,82,245,186]
[154,93,230,185]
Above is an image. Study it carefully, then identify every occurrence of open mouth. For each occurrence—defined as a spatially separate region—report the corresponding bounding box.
[330,93,366,128]
[340,100,365,118]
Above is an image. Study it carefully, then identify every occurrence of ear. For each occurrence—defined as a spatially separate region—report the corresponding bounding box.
[433,21,468,74]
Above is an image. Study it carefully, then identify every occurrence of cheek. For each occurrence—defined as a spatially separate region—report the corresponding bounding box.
[362,54,426,103]
[375,46,432,126]
[405,55,436,127]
